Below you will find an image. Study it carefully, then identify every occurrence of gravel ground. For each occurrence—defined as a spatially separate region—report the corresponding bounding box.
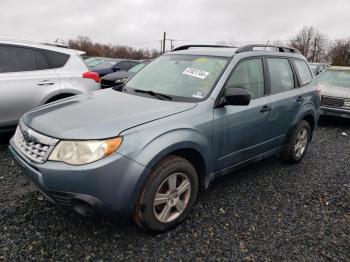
[0,117,349,261]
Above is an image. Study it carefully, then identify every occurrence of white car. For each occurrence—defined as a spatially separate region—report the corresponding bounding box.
[0,38,101,132]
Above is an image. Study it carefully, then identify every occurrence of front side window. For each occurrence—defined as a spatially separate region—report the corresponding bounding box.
[267,58,294,94]
[225,58,265,99]
[126,55,228,101]
[294,59,312,86]
[318,69,350,89]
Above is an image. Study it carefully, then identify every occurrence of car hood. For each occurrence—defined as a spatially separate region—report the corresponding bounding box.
[22,89,196,140]
[320,84,350,99]
[102,71,131,81]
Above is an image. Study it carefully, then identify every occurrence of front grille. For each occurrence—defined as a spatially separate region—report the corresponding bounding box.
[49,191,72,207]
[321,96,345,108]
[13,121,59,163]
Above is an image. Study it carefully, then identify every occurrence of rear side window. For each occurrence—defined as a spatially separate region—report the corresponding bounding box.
[225,58,265,99]
[0,45,37,73]
[44,50,70,68]
[294,59,312,86]
[267,58,294,94]
[34,49,50,70]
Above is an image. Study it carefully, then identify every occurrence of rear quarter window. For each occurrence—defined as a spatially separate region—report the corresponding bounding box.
[44,50,70,68]
[294,59,313,86]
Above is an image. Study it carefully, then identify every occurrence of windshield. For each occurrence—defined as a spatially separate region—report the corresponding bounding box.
[129,63,145,73]
[318,69,350,89]
[125,55,228,101]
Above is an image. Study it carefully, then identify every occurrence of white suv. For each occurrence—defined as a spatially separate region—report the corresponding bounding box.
[0,38,101,132]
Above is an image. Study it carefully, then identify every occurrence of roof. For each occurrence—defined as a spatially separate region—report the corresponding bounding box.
[329,66,350,71]
[0,38,81,55]
[169,47,238,57]
[309,62,330,66]
[168,45,305,59]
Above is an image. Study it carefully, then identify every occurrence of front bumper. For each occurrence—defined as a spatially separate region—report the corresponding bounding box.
[9,139,150,218]
[320,106,350,119]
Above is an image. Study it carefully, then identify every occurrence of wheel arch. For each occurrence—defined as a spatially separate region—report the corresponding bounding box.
[285,104,317,144]
[44,92,78,104]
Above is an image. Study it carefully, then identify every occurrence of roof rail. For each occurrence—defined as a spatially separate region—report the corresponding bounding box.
[235,44,300,54]
[172,44,233,52]
[0,37,69,48]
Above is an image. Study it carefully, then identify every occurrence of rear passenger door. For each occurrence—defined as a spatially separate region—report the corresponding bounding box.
[213,58,272,171]
[264,57,304,147]
[0,45,60,127]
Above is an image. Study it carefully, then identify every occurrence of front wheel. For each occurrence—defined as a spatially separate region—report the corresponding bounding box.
[133,155,198,232]
[279,120,311,163]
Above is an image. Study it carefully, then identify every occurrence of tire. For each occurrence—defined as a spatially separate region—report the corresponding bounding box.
[132,155,198,232]
[279,120,311,164]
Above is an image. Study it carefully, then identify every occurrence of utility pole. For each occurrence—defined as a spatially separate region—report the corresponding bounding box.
[159,40,163,53]
[162,32,166,54]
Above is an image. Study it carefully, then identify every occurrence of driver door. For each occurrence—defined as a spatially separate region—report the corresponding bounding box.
[213,58,272,171]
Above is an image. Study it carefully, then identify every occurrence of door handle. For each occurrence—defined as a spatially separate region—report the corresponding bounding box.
[260,105,272,113]
[296,96,304,102]
[37,80,55,86]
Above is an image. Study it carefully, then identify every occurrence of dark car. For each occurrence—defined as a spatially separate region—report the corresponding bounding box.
[9,44,320,232]
[310,62,330,76]
[100,63,146,89]
[318,66,350,118]
[88,58,140,77]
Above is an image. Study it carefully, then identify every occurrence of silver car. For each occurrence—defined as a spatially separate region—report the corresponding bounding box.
[318,66,350,119]
[0,38,101,132]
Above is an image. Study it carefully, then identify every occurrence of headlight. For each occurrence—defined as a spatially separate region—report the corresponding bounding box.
[115,78,128,84]
[48,137,122,165]
[344,100,350,108]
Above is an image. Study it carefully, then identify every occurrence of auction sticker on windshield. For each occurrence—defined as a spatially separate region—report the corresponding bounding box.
[183,68,210,79]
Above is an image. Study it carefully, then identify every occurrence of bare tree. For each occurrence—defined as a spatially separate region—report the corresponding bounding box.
[289,26,328,62]
[327,39,350,66]
[68,36,160,59]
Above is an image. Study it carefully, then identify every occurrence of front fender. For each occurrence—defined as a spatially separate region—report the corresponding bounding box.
[119,128,210,169]
[117,128,210,205]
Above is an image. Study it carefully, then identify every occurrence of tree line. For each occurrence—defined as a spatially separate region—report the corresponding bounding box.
[289,26,349,66]
[68,36,160,60]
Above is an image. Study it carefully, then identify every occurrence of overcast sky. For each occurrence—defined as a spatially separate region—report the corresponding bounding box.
[0,0,349,51]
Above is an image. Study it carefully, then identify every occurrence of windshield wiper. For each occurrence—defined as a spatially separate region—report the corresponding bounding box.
[134,89,173,100]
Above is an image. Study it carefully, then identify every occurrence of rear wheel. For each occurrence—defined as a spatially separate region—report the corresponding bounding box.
[279,120,311,163]
[133,155,198,232]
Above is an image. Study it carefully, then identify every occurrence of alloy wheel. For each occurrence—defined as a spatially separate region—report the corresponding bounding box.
[153,172,191,223]
[294,127,308,158]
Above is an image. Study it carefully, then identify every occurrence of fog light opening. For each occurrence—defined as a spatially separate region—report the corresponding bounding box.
[72,199,94,217]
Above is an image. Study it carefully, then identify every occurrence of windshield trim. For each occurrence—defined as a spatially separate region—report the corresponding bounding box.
[124,54,232,103]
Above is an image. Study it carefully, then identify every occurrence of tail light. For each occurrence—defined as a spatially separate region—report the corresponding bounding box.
[83,72,100,83]
[316,83,321,97]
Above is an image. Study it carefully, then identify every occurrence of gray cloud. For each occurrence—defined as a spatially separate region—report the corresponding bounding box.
[0,0,349,51]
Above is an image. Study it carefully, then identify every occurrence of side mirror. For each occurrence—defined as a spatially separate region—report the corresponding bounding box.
[220,87,251,107]
[113,67,120,72]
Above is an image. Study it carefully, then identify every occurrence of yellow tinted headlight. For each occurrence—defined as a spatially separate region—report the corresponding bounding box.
[48,137,122,165]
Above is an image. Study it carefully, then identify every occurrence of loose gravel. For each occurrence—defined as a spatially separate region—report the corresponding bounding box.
[0,117,349,261]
